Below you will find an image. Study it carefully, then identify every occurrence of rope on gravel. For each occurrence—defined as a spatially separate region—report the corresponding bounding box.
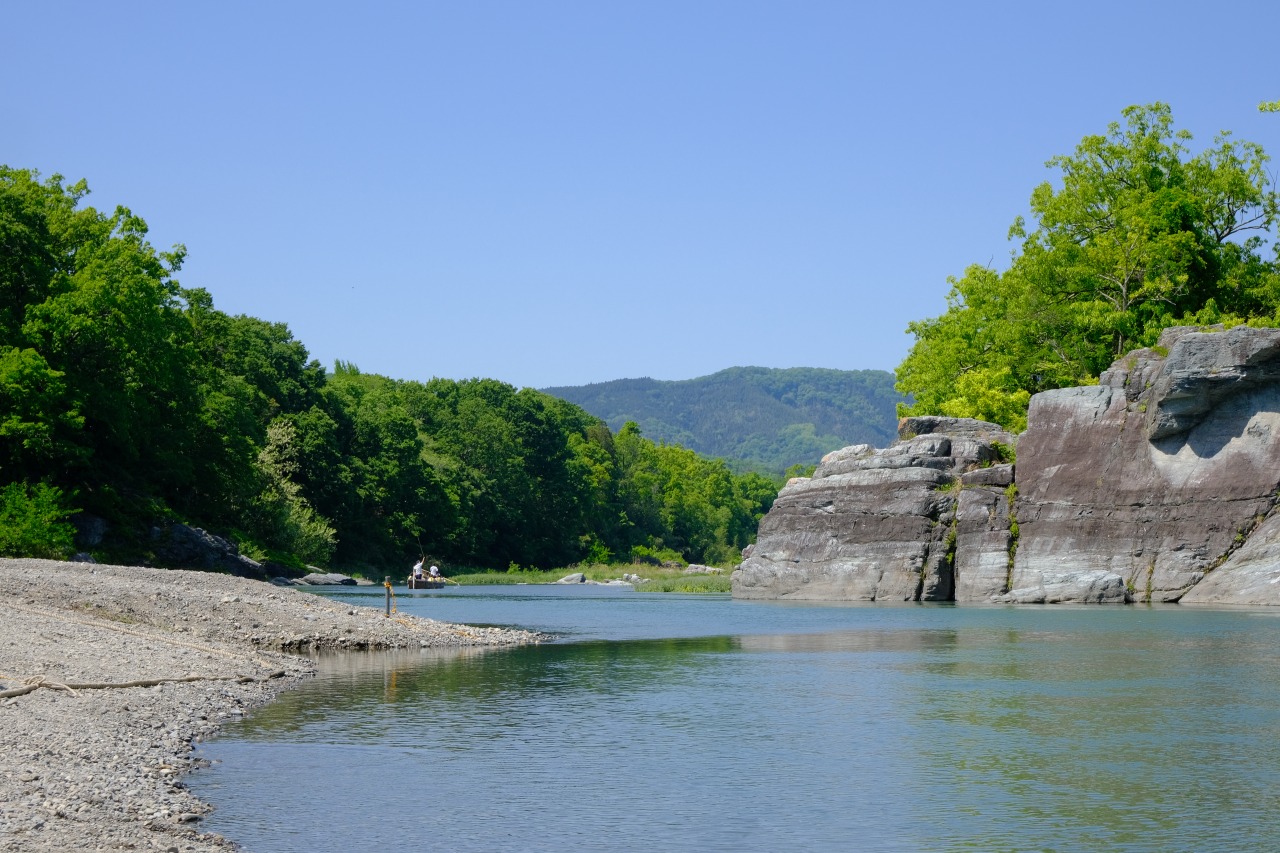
[1,600,282,670]
[0,670,288,700]
[390,613,480,638]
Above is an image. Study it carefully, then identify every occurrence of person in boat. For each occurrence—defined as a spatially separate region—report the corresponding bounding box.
[429,565,441,578]
[412,559,424,582]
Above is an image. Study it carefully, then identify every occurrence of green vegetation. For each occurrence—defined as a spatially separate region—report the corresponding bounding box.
[0,166,778,575]
[544,366,902,475]
[447,563,732,593]
[0,482,76,558]
[447,564,630,585]
[633,574,731,593]
[897,103,1280,432]
[989,441,1015,466]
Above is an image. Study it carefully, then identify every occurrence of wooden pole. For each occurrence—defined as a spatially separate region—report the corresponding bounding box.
[385,577,391,616]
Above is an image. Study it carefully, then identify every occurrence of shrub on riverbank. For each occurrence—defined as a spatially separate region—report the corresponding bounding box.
[0,483,75,559]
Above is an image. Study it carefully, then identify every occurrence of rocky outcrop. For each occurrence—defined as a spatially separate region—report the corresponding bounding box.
[296,572,359,585]
[732,417,1016,601]
[1179,511,1280,604]
[1013,325,1280,603]
[148,524,266,580]
[733,325,1280,605]
[953,463,1016,600]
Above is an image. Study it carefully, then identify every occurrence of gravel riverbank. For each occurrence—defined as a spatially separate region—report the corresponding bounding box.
[0,558,546,852]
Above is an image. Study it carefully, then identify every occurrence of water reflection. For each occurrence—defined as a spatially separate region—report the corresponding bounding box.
[233,636,741,741]
[194,597,1280,853]
[736,628,960,653]
[908,622,1280,851]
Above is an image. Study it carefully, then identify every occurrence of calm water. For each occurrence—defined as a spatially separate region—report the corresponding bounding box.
[190,586,1280,852]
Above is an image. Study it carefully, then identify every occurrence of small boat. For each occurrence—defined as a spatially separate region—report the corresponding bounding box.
[407,575,446,589]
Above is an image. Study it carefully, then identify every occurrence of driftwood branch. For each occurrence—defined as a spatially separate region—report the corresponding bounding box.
[0,670,286,700]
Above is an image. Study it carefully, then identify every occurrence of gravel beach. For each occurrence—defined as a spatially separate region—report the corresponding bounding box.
[0,558,545,852]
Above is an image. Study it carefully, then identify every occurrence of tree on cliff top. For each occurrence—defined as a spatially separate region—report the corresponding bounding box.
[897,103,1280,431]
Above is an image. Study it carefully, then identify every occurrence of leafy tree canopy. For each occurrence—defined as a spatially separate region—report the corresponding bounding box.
[898,103,1280,431]
[0,163,777,570]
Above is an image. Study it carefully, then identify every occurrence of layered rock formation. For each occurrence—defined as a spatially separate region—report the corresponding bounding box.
[1012,326,1280,603]
[733,325,1280,605]
[732,416,1015,601]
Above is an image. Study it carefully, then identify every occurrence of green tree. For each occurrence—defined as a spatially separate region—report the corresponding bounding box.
[0,347,83,480]
[0,163,775,574]
[315,371,446,568]
[185,289,326,425]
[1017,103,1277,354]
[0,168,205,515]
[897,265,1043,431]
[0,482,76,558]
[177,289,331,530]
[610,421,774,566]
[898,104,1279,431]
[243,419,337,564]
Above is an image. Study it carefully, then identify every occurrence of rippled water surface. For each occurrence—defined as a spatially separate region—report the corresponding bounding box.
[190,586,1280,852]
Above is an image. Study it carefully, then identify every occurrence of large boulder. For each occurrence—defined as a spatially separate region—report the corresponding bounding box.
[297,572,358,586]
[1013,326,1280,602]
[732,417,1016,601]
[148,524,266,580]
[70,513,109,549]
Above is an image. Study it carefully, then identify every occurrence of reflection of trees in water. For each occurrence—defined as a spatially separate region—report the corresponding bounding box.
[906,618,1280,851]
[214,614,1280,851]
[233,636,738,739]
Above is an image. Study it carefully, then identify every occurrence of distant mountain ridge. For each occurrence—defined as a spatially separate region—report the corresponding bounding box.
[543,366,904,475]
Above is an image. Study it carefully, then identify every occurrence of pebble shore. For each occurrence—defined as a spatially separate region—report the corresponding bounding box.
[0,558,546,852]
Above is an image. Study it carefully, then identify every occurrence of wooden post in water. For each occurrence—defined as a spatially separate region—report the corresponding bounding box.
[385,577,391,616]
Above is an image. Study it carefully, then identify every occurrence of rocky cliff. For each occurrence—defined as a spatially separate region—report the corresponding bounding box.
[732,326,1280,605]
[732,416,1016,601]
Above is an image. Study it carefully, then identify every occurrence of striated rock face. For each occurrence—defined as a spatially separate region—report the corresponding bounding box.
[953,463,1016,600]
[734,326,1280,605]
[1180,512,1280,604]
[1014,325,1280,603]
[732,417,1016,601]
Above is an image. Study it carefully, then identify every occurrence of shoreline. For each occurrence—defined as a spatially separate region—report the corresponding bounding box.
[0,558,546,852]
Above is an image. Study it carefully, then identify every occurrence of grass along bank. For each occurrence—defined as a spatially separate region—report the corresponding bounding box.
[446,563,733,593]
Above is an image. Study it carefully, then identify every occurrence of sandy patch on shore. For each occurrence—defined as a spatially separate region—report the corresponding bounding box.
[0,558,544,852]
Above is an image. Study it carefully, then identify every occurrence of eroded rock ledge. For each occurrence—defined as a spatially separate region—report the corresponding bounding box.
[733,325,1280,605]
[733,416,1016,602]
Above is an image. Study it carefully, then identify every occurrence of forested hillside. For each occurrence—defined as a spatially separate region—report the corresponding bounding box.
[544,367,902,474]
[0,167,776,572]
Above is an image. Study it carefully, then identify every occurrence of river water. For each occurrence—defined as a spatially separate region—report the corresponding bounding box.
[190,585,1280,852]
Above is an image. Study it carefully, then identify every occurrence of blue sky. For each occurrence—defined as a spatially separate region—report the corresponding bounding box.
[6,2,1278,389]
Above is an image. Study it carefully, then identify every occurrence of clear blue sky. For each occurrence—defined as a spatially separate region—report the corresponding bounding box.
[6,2,1278,389]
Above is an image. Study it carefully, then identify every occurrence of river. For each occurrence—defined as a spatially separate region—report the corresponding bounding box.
[189,585,1280,852]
